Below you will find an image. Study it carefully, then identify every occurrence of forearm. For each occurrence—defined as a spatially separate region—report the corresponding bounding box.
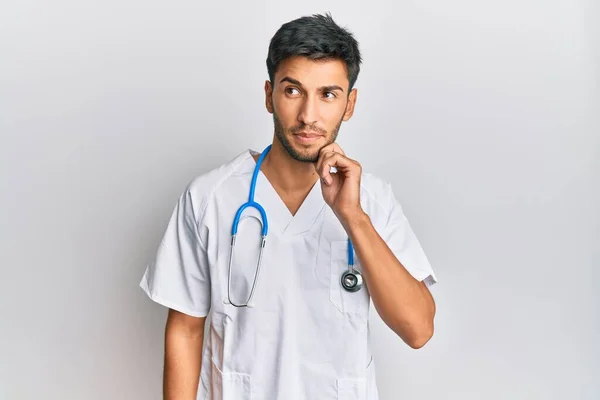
[342,212,435,348]
[164,316,205,400]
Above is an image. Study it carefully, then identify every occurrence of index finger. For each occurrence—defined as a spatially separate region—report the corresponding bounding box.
[316,143,345,175]
[319,142,345,156]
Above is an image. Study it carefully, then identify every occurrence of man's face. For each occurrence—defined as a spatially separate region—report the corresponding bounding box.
[265,56,357,163]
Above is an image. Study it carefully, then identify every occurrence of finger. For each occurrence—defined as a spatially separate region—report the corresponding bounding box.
[315,149,335,180]
[316,143,345,177]
[315,151,332,185]
[319,153,357,185]
[319,143,345,158]
[325,152,361,179]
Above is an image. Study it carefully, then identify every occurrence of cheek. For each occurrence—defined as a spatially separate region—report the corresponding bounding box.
[274,99,301,123]
[323,105,347,124]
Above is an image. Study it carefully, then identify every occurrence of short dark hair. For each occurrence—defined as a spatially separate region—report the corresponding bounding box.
[266,13,362,91]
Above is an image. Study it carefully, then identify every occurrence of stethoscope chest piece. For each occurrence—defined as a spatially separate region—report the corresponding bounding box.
[341,270,363,292]
[341,236,362,292]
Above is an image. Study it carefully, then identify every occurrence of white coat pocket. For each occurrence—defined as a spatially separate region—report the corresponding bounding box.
[336,376,367,400]
[206,358,251,400]
[203,314,252,400]
[336,355,377,400]
[329,240,370,318]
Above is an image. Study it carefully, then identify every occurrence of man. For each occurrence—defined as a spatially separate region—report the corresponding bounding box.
[140,13,437,400]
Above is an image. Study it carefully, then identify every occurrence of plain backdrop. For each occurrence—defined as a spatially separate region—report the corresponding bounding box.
[1,1,598,399]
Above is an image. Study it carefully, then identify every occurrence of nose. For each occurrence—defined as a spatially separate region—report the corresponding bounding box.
[297,95,319,126]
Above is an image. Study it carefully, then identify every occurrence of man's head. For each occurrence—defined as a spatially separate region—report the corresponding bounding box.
[265,13,362,163]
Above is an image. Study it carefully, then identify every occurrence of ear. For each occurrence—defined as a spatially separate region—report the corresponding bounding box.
[342,88,358,121]
[265,80,274,114]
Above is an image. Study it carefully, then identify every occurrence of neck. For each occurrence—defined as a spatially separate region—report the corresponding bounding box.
[256,139,319,194]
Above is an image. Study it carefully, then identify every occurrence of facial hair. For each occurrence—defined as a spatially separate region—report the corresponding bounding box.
[272,108,343,163]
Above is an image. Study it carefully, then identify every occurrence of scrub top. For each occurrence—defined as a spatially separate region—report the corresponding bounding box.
[140,149,437,400]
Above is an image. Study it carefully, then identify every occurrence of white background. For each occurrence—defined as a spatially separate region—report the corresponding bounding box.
[1,1,598,399]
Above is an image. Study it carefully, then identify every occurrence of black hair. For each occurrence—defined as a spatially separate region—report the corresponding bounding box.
[266,13,362,91]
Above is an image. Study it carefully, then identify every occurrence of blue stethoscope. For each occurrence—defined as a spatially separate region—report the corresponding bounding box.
[225,144,363,308]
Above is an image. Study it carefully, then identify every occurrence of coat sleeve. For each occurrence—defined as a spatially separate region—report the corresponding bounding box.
[139,188,211,317]
[381,184,437,287]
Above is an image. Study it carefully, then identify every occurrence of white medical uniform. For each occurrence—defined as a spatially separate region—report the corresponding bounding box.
[140,149,437,400]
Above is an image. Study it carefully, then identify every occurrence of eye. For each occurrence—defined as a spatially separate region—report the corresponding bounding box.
[323,91,337,99]
[285,87,301,96]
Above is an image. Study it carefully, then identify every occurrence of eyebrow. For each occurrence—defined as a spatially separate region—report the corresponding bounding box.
[279,76,344,93]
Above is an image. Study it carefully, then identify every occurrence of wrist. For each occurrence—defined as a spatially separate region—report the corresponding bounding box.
[339,208,370,231]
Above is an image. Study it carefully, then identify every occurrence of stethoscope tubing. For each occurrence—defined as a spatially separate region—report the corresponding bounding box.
[226,144,362,308]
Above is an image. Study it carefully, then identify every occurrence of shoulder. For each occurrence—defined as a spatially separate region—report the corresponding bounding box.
[358,171,401,229]
[360,171,395,212]
[181,149,253,219]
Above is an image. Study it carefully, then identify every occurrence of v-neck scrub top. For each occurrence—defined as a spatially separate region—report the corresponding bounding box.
[140,149,437,400]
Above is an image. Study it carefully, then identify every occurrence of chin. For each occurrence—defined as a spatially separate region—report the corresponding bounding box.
[291,147,320,163]
[288,144,321,163]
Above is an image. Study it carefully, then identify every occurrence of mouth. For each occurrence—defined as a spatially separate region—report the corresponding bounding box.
[294,132,323,144]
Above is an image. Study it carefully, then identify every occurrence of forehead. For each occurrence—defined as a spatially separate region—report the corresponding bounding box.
[274,56,349,89]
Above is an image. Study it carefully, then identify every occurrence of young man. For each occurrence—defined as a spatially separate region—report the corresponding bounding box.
[140,13,437,400]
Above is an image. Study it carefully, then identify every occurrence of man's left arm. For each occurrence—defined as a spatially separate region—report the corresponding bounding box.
[341,211,436,349]
[314,143,436,349]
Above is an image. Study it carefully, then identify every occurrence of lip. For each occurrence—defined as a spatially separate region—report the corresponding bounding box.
[294,133,323,144]
[295,132,323,138]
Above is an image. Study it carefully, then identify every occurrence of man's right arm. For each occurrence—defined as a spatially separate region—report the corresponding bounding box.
[164,308,207,400]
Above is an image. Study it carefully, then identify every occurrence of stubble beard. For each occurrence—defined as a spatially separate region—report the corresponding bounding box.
[272,110,343,163]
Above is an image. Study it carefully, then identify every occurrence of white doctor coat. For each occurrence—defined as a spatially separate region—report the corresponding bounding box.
[140,149,437,400]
